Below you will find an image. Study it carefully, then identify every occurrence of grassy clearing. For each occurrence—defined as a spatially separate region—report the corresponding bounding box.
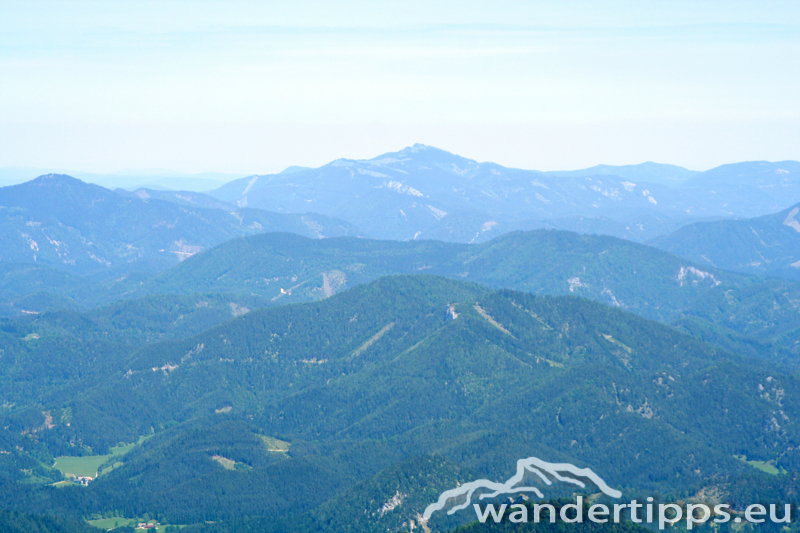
[54,435,153,479]
[211,454,252,471]
[110,442,135,456]
[54,455,110,478]
[259,435,290,452]
[747,460,781,475]
[734,455,782,475]
[112,434,152,455]
[212,455,236,470]
[88,517,134,530]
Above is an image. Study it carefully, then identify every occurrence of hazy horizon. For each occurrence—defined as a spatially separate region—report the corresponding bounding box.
[2,1,799,175]
[2,143,798,191]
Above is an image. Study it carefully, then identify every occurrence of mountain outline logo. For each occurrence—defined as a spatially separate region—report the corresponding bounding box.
[423,456,622,521]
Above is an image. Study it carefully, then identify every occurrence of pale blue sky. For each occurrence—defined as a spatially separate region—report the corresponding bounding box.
[1,0,799,174]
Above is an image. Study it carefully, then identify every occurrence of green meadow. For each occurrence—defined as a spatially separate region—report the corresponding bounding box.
[53,455,110,479]
[734,455,783,475]
[54,437,151,479]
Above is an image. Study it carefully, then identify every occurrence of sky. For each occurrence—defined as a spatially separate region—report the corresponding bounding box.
[1,0,799,176]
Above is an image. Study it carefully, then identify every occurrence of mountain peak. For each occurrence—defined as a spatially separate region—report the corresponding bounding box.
[368,144,478,168]
[33,173,84,184]
[278,165,312,175]
[2,173,111,196]
[23,173,113,191]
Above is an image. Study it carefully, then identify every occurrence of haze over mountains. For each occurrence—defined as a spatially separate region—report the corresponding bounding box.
[0,166,245,191]
[0,174,360,276]
[3,145,800,361]
[3,145,799,280]
[2,145,800,532]
[652,202,800,280]
[211,145,800,242]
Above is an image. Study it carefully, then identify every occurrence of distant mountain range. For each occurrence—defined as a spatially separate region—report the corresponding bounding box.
[544,161,699,185]
[209,145,800,241]
[4,148,800,532]
[0,166,246,191]
[114,187,238,211]
[5,148,800,254]
[2,155,799,366]
[0,174,361,276]
[3,158,800,367]
[651,202,800,280]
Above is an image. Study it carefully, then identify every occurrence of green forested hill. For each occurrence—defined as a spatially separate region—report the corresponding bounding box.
[6,228,745,321]
[670,279,800,361]
[0,263,90,315]
[5,228,798,368]
[57,293,272,344]
[0,292,276,436]
[123,230,800,363]
[1,276,797,532]
[0,510,100,533]
[129,230,800,365]
[133,230,751,322]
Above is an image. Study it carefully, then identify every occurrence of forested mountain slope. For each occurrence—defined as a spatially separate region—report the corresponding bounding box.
[1,276,798,531]
[0,510,100,533]
[137,230,748,322]
[5,293,273,345]
[6,228,799,367]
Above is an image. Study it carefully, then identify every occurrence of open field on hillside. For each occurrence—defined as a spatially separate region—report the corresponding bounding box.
[54,437,150,479]
[53,455,110,479]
